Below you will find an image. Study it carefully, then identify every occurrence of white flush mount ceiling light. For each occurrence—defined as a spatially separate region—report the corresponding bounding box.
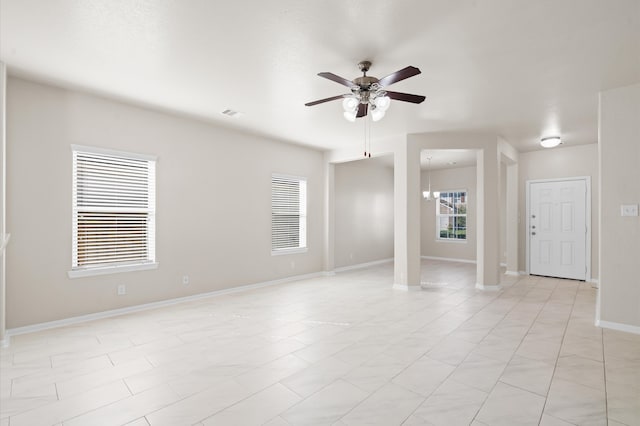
[540,136,561,148]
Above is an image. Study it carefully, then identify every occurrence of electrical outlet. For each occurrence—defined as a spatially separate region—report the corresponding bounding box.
[621,204,639,217]
[117,284,126,296]
[182,275,190,285]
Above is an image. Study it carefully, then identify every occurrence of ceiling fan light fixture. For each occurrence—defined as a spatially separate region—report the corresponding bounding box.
[343,110,357,122]
[342,97,359,112]
[374,95,391,111]
[305,62,425,122]
[371,108,385,122]
[541,136,561,148]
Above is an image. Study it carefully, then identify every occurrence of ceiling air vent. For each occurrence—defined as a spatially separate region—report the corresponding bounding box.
[221,109,242,118]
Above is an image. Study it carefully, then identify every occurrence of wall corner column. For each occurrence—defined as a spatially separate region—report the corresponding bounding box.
[323,155,335,275]
[0,62,7,346]
[476,146,501,290]
[505,162,519,275]
[393,139,421,290]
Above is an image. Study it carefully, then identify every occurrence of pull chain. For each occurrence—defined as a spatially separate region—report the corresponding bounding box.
[368,111,372,157]
[363,110,367,157]
[363,107,373,158]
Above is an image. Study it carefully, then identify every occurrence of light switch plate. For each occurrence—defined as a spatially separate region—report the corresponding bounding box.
[621,204,639,217]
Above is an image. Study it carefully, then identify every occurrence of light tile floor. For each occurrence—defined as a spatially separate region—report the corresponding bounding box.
[2,260,639,425]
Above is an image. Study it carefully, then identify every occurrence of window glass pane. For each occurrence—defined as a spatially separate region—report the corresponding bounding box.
[436,190,467,241]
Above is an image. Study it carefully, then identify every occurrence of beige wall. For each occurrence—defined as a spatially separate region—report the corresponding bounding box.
[518,144,599,278]
[500,162,507,264]
[334,157,394,268]
[420,166,477,262]
[6,77,325,328]
[599,83,640,330]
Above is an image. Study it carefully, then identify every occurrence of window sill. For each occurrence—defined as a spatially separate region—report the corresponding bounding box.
[436,238,468,244]
[271,247,308,256]
[68,262,159,279]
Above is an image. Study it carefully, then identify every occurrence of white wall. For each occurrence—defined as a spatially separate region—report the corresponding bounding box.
[420,166,477,262]
[6,77,325,328]
[599,83,640,331]
[334,157,394,268]
[518,144,599,278]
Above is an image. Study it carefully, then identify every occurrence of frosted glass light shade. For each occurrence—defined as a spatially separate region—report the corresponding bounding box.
[541,136,561,148]
[374,96,390,111]
[343,110,357,122]
[342,97,359,111]
[371,108,385,122]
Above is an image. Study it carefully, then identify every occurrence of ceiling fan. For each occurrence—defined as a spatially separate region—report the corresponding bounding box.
[305,61,426,122]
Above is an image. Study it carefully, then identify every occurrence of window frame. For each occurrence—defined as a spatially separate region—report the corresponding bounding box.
[68,144,158,278]
[271,173,307,256]
[435,189,468,242]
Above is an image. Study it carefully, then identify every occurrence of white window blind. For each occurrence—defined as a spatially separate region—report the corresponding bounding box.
[72,146,156,271]
[271,174,307,253]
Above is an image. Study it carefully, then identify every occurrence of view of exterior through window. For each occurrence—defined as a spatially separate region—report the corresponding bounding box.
[71,146,156,271]
[271,174,307,253]
[437,190,467,240]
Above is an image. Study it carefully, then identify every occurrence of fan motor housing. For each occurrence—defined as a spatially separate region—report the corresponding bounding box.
[353,75,379,90]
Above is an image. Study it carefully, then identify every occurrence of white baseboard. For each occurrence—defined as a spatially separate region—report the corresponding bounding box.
[505,270,520,276]
[6,271,324,339]
[334,258,393,273]
[500,262,507,267]
[421,256,476,264]
[392,283,421,291]
[475,283,502,291]
[596,320,640,336]
[322,271,336,277]
[519,270,528,276]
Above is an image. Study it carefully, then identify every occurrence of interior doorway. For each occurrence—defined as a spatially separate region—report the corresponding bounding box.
[526,177,590,281]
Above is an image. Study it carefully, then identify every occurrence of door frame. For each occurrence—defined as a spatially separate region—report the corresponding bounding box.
[525,176,591,281]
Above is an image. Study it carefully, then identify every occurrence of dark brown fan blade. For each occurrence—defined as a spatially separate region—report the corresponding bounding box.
[356,103,368,118]
[318,72,357,89]
[305,94,347,107]
[386,90,426,104]
[377,66,421,87]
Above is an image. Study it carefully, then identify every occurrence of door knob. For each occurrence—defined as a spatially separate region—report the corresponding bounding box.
[531,232,536,235]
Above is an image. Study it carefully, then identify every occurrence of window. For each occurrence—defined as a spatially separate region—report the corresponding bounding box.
[437,190,467,240]
[271,174,307,254]
[70,145,157,277]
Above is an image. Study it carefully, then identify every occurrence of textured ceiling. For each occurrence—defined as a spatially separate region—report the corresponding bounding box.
[1,0,639,161]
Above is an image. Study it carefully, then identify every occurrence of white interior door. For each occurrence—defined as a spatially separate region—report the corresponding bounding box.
[529,179,587,280]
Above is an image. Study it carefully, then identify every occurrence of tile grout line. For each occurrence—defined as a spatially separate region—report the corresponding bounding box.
[601,327,609,425]
[334,274,484,424]
[380,275,532,424]
[536,281,581,425]
[467,276,563,423]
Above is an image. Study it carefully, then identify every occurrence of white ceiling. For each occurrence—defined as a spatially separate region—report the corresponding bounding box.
[1,0,639,159]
